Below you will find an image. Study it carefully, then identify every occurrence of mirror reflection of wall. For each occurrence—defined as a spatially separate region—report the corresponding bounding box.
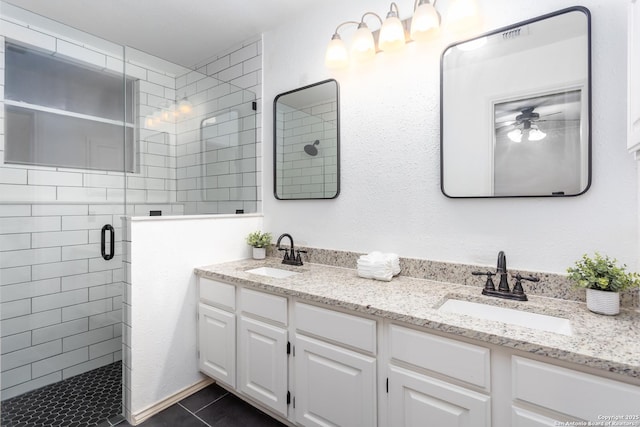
[274,79,340,200]
[441,7,590,198]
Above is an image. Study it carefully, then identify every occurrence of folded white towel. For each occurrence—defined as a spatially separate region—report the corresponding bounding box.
[357,252,400,281]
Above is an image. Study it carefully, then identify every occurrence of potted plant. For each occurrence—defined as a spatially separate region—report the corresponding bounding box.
[246,231,272,260]
[567,252,640,315]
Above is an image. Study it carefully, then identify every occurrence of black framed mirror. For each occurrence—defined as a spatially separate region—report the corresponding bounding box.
[441,7,591,198]
[274,79,340,200]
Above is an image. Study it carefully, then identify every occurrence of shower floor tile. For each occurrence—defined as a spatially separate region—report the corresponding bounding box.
[1,361,122,427]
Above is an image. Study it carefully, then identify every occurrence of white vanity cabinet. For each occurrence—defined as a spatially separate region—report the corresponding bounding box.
[197,277,290,418]
[293,302,377,427]
[628,0,640,155]
[386,324,491,427]
[197,276,379,426]
[198,278,236,388]
[197,272,640,427]
[237,288,289,417]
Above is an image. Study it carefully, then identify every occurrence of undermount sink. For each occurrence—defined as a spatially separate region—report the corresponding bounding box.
[438,299,573,336]
[245,266,300,279]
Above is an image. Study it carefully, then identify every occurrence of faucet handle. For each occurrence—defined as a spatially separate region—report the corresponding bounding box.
[472,271,496,291]
[511,273,538,295]
[511,273,539,282]
[472,271,495,276]
[294,249,307,265]
[278,247,290,260]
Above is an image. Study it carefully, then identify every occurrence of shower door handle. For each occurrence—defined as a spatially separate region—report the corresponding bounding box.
[101,224,115,261]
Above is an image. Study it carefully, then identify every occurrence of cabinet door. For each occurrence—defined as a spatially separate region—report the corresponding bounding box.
[238,316,288,417]
[198,303,236,388]
[629,0,640,154]
[388,365,490,427]
[294,334,376,427]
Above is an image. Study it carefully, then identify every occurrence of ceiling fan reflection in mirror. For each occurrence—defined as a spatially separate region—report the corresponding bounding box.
[495,89,582,143]
[506,107,547,142]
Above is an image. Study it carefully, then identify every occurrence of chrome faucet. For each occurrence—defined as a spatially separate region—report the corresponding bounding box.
[276,233,306,266]
[472,251,538,301]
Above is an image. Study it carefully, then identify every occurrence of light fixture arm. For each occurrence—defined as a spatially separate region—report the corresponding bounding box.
[360,11,384,27]
[332,20,360,38]
[387,2,400,18]
[414,0,438,9]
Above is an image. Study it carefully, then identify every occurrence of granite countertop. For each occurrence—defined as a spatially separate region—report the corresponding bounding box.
[195,258,640,380]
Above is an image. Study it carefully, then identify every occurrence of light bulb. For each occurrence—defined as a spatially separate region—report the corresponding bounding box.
[351,23,376,61]
[410,1,440,41]
[325,35,349,69]
[507,128,523,143]
[178,98,193,116]
[528,126,547,141]
[379,13,405,52]
[160,103,174,122]
[144,115,155,129]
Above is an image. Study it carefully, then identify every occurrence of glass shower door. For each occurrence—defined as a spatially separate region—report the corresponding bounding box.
[0,3,128,424]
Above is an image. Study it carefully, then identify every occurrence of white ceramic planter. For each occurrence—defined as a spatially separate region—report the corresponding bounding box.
[586,288,620,315]
[252,247,266,260]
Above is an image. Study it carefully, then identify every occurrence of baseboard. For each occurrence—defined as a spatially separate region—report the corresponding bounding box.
[128,377,214,425]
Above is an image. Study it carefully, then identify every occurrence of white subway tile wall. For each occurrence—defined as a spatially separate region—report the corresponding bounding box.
[276,99,338,198]
[175,37,261,215]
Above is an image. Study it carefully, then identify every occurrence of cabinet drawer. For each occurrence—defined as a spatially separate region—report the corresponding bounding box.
[389,324,490,389]
[511,406,561,427]
[240,288,287,325]
[295,302,376,354]
[512,356,640,420]
[199,277,235,311]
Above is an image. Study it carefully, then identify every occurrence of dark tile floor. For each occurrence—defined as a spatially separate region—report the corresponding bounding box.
[115,384,287,427]
[1,361,122,427]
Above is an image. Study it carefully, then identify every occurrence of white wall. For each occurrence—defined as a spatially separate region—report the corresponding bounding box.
[262,0,638,274]
[126,214,262,418]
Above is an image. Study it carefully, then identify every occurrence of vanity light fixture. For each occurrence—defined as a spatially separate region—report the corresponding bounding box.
[325,3,409,69]
[325,0,479,69]
[144,94,194,130]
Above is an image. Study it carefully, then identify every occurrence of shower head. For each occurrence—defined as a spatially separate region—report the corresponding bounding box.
[304,140,320,156]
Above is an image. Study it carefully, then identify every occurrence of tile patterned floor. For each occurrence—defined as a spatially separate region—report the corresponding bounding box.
[116,384,287,427]
[1,361,122,427]
[1,364,282,427]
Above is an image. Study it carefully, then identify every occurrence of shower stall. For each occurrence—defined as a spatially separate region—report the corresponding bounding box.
[0,2,259,425]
